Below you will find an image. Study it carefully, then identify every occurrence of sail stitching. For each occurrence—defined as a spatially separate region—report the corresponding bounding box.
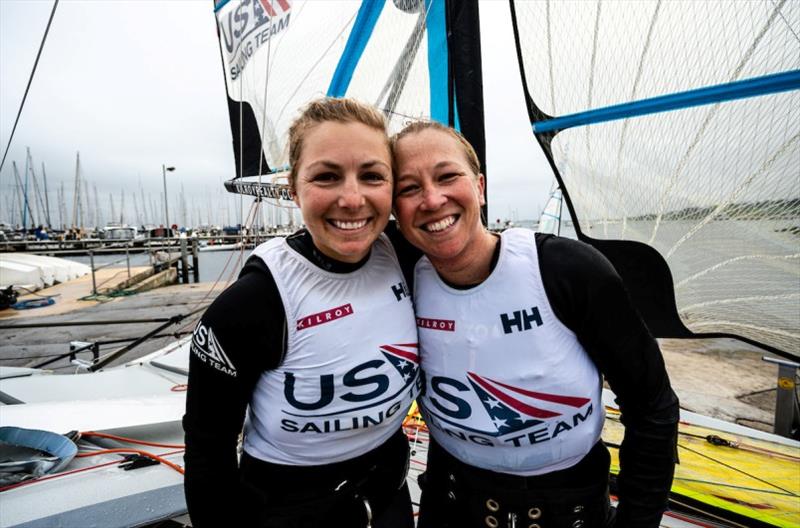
[681,293,800,312]
[675,253,800,289]
[687,321,800,340]
[665,131,799,259]
[577,0,603,224]
[613,0,661,240]
[273,13,358,140]
[648,0,787,245]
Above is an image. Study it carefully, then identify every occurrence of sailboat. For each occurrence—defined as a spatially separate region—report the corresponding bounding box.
[1,1,797,527]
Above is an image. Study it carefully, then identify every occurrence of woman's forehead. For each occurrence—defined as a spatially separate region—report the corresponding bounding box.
[395,129,469,166]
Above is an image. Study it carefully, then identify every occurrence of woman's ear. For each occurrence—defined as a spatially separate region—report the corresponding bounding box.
[477,174,486,206]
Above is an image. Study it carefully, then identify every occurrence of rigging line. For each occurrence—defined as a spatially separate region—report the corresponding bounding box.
[585,0,603,235]
[689,320,800,339]
[0,0,59,175]
[665,131,800,259]
[178,200,262,331]
[672,477,797,498]
[260,0,306,168]
[256,0,275,179]
[378,2,427,116]
[675,253,800,290]
[613,0,661,239]
[770,0,800,44]
[677,442,798,497]
[647,0,788,245]
[604,410,800,460]
[272,12,358,134]
[666,496,753,528]
[546,0,554,115]
[681,292,800,312]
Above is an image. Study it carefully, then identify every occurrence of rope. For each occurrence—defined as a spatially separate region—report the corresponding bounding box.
[74,447,184,475]
[11,297,55,310]
[80,431,184,450]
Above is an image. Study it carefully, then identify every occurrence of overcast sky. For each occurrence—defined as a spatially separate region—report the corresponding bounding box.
[0,0,552,229]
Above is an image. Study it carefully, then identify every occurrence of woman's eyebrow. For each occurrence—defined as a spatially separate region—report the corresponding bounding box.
[305,159,390,171]
[361,160,391,170]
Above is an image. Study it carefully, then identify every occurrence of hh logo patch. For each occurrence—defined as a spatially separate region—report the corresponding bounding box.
[297,303,353,331]
[192,323,237,377]
[417,317,455,332]
[391,281,410,301]
[500,307,542,334]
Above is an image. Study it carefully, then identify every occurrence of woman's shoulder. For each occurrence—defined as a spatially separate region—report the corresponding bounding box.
[203,255,281,326]
[536,233,619,283]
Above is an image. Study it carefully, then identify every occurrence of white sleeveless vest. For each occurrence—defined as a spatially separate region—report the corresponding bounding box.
[244,234,420,465]
[416,228,603,476]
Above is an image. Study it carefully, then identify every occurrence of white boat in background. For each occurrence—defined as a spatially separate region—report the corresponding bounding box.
[198,241,242,252]
[103,224,147,246]
[0,260,42,292]
[0,254,90,292]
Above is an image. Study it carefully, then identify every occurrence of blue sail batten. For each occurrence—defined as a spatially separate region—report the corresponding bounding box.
[327,0,386,97]
[426,0,449,125]
[533,69,800,134]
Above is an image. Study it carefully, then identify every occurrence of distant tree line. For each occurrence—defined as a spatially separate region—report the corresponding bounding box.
[629,198,800,221]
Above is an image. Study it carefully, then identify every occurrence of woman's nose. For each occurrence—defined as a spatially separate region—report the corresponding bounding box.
[421,186,446,210]
[338,180,366,209]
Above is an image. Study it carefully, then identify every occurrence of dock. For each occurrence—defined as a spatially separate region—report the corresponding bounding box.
[0,274,230,372]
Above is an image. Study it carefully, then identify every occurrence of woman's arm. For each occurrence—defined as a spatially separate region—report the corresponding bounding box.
[183,257,286,527]
[537,234,679,528]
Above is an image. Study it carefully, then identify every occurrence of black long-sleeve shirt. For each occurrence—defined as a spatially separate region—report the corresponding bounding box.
[183,228,678,527]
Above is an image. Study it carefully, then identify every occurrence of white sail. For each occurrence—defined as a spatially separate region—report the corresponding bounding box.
[513,0,800,357]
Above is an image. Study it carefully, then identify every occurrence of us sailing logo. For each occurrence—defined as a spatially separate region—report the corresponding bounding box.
[279,343,421,434]
[192,323,237,377]
[424,372,593,446]
[216,0,292,81]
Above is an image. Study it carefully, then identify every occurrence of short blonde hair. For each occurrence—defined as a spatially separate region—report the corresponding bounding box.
[390,121,481,176]
[288,98,389,192]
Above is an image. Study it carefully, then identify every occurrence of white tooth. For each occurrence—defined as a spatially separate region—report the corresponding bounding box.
[426,216,455,232]
[333,219,367,230]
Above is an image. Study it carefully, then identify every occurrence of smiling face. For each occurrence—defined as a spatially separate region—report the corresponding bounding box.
[393,128,490,269]
[292,120,393,263]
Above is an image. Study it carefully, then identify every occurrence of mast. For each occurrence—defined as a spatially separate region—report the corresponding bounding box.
[41,162,52,228]
[71,152,81,228]
[109,193,116,224]
[21,152,32,230]
[93,183,101,228]
[120,189,125,224]
[133,188,141,226]
[10,164,25,226]
[83,179,92,229]
[140,186,148,225]
[149,195,157,227]
[58,182,65,230]
[180,183,187,229]
[28,149,47,228]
